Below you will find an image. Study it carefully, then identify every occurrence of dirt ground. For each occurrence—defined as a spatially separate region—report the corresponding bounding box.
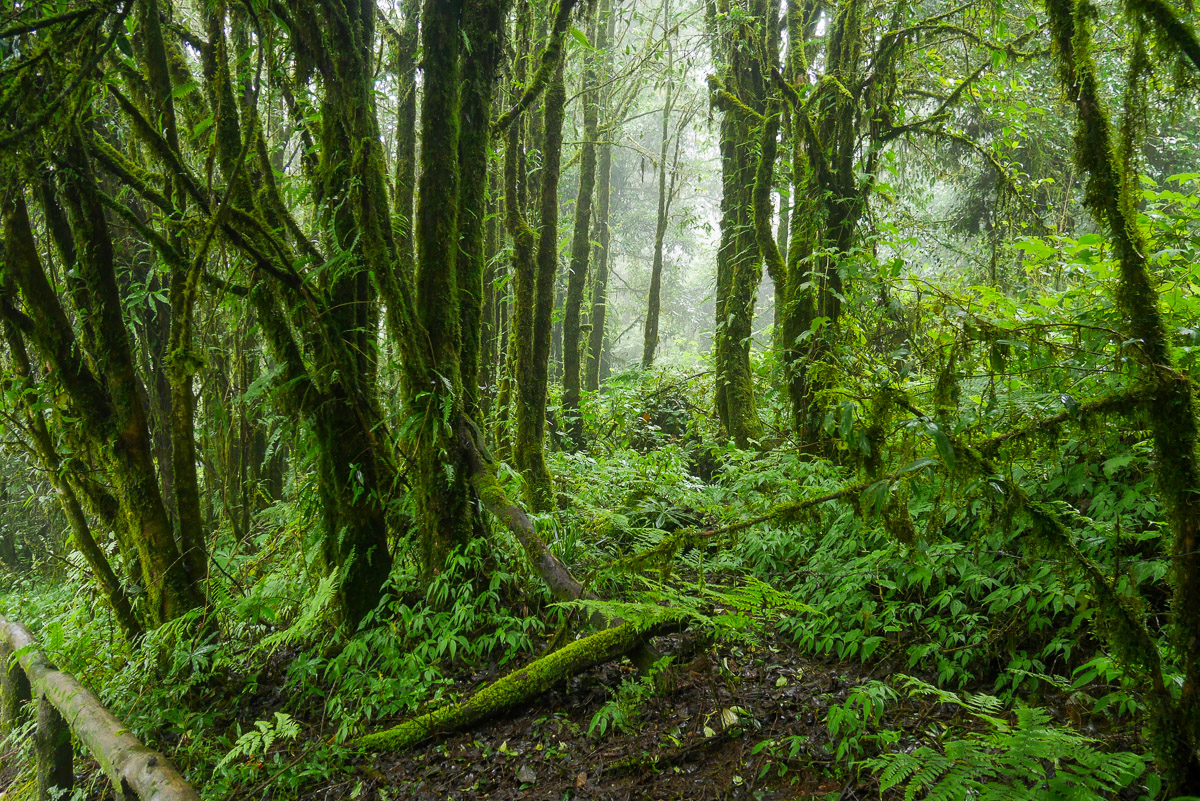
[3,630,1138,800]
[318,634,882,801]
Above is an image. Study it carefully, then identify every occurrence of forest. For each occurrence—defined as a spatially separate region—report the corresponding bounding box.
[1,0,1199,797]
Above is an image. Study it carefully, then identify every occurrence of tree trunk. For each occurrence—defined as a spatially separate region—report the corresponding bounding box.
[709,0,769,447]
[4,168,203,628]
[642,1,675,369]
[457,0,510,416]
[356,619,671,751]
[585,6,618,393]
[410,0,478,573]
[514,57,568,510]
[1045,1,1200,790]
[562,4,603,446]
[394,0,419,286]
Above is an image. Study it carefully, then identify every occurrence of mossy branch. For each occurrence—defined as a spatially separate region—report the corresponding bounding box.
[977,388,1149,456]
[493,0,581,133]
[458,421,597,618]
[1127,0,1200,72]
[0,0,133,150]
[0,6,98,39]
[707,75,765,120]
[354,619,672,751]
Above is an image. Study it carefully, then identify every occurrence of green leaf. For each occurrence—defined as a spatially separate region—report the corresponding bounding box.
[570,26,592,48]
[115,30,133,58]
[897,457,937,475]
[929,425,955,470]
[839,402,856,441]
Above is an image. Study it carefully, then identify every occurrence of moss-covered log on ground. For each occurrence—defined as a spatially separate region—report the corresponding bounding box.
[355,619,670,751]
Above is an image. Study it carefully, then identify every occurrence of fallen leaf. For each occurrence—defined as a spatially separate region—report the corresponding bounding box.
[516,765,537,784]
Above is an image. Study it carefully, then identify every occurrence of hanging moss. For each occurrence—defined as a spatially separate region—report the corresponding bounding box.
[1125,0,1200,72]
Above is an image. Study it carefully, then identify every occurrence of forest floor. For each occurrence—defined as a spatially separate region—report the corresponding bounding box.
[0,610,1144,801]
[0,631,877,801]
[309,635,864,800]
[288,632,931,801]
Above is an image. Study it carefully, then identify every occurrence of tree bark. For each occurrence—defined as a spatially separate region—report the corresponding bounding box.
[514,55,568,510]
[393,0,420,286]
[562,4,602,447]
[458,0,511,416]
[585,5,618,393]
[709,0,769,447]
[642,0,676,369]
[36,695,74,801]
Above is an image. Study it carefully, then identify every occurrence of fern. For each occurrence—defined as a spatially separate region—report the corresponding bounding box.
[216,712,301,771]
[861,677,1151,800]
[256,569,340,653]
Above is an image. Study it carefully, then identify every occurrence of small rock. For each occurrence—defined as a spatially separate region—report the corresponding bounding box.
[516,765,537,784]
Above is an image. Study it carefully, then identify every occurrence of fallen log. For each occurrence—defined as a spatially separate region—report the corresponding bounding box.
[458,420,662,670]
[355,618,672,751]
[0,615,200,801]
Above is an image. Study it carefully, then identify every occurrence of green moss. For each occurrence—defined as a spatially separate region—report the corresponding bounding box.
[1044,0,1200,789]
[354,621,656,751]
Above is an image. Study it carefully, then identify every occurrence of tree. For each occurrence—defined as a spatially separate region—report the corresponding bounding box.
[562,2,603,447]
[708,0,771,447]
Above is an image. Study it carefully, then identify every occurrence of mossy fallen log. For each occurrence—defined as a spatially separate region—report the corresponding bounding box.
[355,619,670,751]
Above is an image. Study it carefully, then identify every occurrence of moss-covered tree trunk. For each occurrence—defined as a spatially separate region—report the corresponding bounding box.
[356,618,670,751]
[393,0,420,286]
[408,0,480,571]
[481,176,504,416]
[642,1,675,369]
[144,0,210,588]
[513,56,568,510]
[1045,0,1200,789]
[285,0,399,624]
[2,179,202,629]
[0,309,141,641]
[562,6,601,447]
[709,0,769,448]
[458,0,511,416]
[585,143,613,391]
[585,4,617,393]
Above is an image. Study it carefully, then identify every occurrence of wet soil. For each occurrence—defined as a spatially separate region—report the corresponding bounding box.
[317,633,883,801]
